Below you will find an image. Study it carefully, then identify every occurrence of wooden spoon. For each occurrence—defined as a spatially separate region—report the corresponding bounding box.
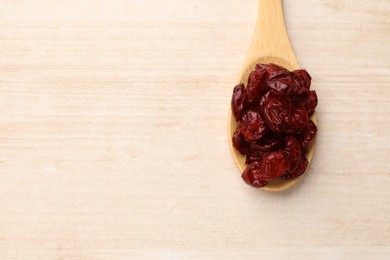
[228,0,317,191]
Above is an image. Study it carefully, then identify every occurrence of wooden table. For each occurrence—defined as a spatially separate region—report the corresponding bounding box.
[0,0,389,259]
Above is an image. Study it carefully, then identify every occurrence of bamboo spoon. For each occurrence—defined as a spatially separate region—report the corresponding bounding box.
[228,0,317,191]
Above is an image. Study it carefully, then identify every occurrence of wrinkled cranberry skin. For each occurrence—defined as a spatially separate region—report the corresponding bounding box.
[301,120,317,148]
[246,69,267,105]
[288,104,309,133]
[293,69,312,90]
[242,151,290,188]
[308,90,318,114]
[245,150,265,164]
[261,92,292,133]
[282,155,308,179]
[240,110,267,143]
[232,126,249,155]
[293,91,310,111]
[267,70,308,96]
[231,83,246,121]
[241,162,269,188]
[231,63,317,188]
[259,151,290,179]
[284,136,302,173]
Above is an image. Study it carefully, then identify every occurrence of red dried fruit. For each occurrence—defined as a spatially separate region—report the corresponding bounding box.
[301,120,317,149]
[261,92,292,133]
[245,150,265,164]
[282,155,308,179]
[284,136,302,173]
[232,125,249,155]
[246,69,267,105]
[259,151,290,179]
[241,162,269,188]
[293,69,312,90]
[267,70,308,96]
[230,63,317,188]
[242,151,290,188]
[292,91,310,111]
[288,104,309,133]
[240,109,267,143]
[231,83,246,121]
[308,90,318,114]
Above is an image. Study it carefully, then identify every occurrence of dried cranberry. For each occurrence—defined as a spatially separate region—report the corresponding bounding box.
[267,70,308,96]
[284,136,302,173]
[301,120,317,149]
[245,150,265,164]
[288,104,309,133]
[231,83,246,121]
[261,91,292,133]
[230,63,318,188]
[232,125,249,154]
[308,90,318,114]
[242,151,290,188]
[246,69,267,105]
[293,91,310,111]
[241,162,269,188]
[282,155,308,179]
[240,109,267,143]
[293,69,312,90]
[258,151,290,179]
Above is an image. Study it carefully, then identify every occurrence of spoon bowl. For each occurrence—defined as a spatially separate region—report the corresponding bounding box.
[228,0,317,191]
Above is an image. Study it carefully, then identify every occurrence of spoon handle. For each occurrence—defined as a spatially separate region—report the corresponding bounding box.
[246,0,299,69]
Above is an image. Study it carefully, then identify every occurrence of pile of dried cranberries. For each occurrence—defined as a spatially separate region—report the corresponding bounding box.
[231,63,318,188]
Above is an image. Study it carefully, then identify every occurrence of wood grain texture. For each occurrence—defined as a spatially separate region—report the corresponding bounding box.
[0,0,389,259]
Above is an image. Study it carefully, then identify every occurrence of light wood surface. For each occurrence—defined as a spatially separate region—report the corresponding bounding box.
[0,0,389,259]
[228,0,317,191]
